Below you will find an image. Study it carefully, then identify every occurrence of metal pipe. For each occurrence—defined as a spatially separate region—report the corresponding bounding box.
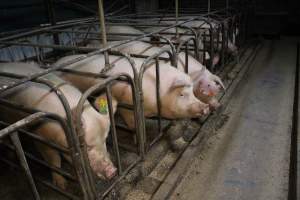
[7,132,41,200]
[43,0,59,45]
[97,0,110,68]
[0,121,70,154]
[0,157,81,200]
[2,142,77,181]
[106,86,122,174]
[175,0,179,38]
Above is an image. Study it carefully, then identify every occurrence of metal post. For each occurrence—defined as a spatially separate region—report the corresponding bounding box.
[97,0,110,68]
[43,0,59,45]
[175,0,179,38]
[208,0,211,14]
[10,132,41,200]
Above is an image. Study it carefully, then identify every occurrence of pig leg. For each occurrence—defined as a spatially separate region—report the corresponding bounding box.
[34,123,68,189]
[36,144,66,189]
[119,109,138,143]
[119,109,135,130]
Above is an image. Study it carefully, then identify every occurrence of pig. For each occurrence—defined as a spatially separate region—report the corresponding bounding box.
[106,25,147,41]
[53,54,209,129]
[142,26,214,64]
[87,40,225,110]
[90,40,223,108]
[160,19,239,57]
[0,62,117,189]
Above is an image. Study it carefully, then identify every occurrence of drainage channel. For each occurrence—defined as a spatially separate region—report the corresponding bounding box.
[289,42,299,200]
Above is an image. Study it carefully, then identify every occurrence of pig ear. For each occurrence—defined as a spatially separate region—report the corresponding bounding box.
[170,77,190,91]
[212,75,226,90]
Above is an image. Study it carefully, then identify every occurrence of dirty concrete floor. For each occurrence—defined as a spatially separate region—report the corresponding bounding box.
[164,39,297,200]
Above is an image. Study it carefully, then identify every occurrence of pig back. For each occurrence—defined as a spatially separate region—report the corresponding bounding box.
[0,62,83,119]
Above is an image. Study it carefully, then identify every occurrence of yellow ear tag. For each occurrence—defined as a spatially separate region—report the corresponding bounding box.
[98,97,108,114]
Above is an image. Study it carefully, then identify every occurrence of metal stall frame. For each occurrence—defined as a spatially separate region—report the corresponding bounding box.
[0,72,95,199]
[0,53,145,199]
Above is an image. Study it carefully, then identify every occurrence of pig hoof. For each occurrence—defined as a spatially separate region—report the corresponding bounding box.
[170,137,187,152]
[53,174,67,190]
[105,166,117,180]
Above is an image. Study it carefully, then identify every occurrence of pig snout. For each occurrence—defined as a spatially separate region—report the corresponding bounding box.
[104,165,117,179]
[96,162,117,180]
[191,101,210,117]
[208,98,221,111]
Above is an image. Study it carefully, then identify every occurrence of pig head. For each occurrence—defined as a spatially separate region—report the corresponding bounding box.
[83,95,118,180]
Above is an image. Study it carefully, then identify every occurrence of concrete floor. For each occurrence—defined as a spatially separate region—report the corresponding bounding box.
[161,39,297,200]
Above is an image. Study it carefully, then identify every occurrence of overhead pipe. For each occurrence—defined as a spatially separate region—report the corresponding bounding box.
[97,0,110,69]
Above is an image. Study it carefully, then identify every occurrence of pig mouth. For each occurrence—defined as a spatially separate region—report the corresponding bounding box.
[192,104,210,117]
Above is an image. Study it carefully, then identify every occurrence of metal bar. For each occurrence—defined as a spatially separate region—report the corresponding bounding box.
[43,0,59,45]
[74,73,142,196]
[0,121,69,154]
[155,58,162,139]
[1,142,77,182]
[0,112,46,139]
[106,86,122,174]
[101,159,141,198]
[185,43,189,73]
[97,0,110,68]
[9,131,41,200]
[138,49,174,150]
[0,72,95,200]
[175,0,179,38]
[0,157,81,200]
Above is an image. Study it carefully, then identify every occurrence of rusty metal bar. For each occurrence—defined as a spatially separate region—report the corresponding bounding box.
[106,86,122,174]
[97,0,110,68]
[175,0,179,38]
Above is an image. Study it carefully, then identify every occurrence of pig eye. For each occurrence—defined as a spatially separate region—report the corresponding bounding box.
[180,93,185,97]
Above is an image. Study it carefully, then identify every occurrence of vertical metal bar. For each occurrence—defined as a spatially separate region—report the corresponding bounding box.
[10,132,41,200]
[97,0,110,67]
[209,29,214,70]
[185,43,189,73]
[221,23,226,69]
[43,0,59,45]
[155,58,162,136]
[175,0,179,38]
[208,0,211,14]
[202,32,206,65]
[106,86,122,175]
